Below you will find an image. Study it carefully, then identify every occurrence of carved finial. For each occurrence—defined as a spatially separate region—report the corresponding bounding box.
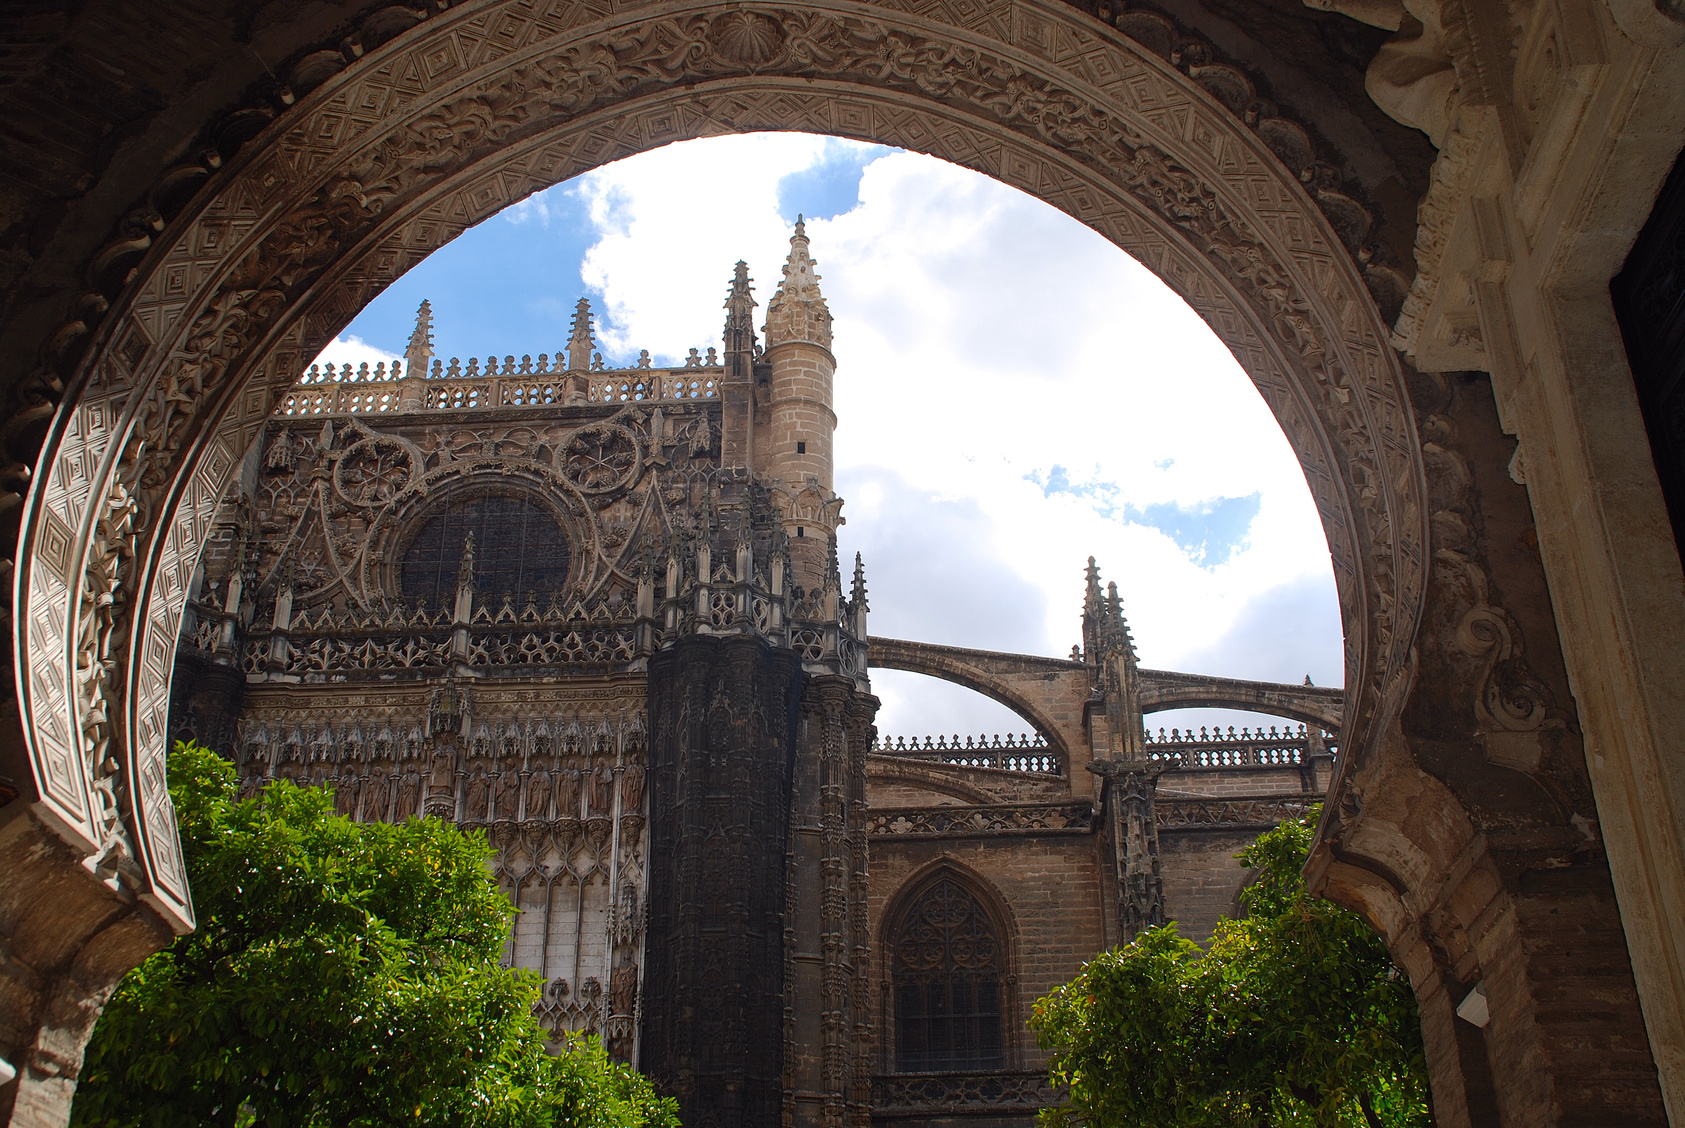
[1305,674,1314,686]
[825,534,841,591]
[724,261,757,335]
[457,531,476,593]
[405,300,434,374]
[851,551,869,611]
[568,297,596,372]
[765,220,832,350]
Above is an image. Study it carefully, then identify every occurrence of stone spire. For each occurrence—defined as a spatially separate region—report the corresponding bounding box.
[764,216,832,350]
[405,299,434,375]
[850,551,870,640]
[722,261,758,384]
[1105,581,1138,665]
[1081,556,1105,663]
[567,297,596,372]
[398,300,434,410]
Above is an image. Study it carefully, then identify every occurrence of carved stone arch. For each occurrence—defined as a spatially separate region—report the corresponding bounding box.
[12,0,1425,939]
[866,758,1009,805]
[879,857,1022,1071]
[1137,675,1345,730]
[867,648,1079,771]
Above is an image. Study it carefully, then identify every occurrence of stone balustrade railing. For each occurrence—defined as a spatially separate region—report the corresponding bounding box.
[277,356,723,416]
[872,732,1057,774]
[1143,723,1335,769]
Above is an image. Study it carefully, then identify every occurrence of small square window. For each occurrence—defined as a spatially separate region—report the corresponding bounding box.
[797,441,807,454]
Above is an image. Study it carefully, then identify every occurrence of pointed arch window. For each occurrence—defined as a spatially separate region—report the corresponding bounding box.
[893,877,1005,1072]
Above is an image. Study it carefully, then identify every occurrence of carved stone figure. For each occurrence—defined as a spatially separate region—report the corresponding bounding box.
[619,763,644,812]
[495,766,521,822]
[609,961,638,1017]
[590,764,615,817]
[334,775,360,816]
[428,749,456,797]
[465,773,490,823]
[525,769,552,821]
[396,772,421,821]
[556,768,582,820]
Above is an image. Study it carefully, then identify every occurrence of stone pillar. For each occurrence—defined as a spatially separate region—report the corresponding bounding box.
[0,783,174,1128]
[643,635,801,1128]
[1310,371,1667,1127]
[784,675,876,1128]
[1090,759,1165,945]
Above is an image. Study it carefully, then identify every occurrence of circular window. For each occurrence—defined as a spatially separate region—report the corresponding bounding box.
[400,491,570,606]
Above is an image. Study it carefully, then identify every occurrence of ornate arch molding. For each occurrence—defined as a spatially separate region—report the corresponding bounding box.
[13,0,1426,929]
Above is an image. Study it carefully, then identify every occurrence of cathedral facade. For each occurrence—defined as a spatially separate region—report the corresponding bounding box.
[170,225,1345,1128]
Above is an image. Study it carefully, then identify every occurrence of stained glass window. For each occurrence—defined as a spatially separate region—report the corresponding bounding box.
[400,491,570,605]
[893,877,1005,1072]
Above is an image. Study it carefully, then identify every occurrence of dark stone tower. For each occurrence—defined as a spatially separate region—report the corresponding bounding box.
[640,242,876,1128]
[643,635,802,1128]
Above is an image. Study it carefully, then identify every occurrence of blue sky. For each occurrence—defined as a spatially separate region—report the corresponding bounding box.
[317,132,1344,737]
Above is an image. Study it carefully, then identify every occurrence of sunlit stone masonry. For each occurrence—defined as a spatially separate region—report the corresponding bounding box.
[169,224,1340,1128]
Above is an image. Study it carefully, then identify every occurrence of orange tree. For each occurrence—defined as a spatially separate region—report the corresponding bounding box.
[72,741,677,1128]
[1030,807,1428,1128]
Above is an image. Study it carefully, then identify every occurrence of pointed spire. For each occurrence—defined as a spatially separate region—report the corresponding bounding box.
[723,261,758,384]
[405,300,434,375]
[567,298,596,372]
[1105,580,1139,664]
[1084,556,1104,614]
[1081,556,1105,665]
[851,551,869,611]
[764,216,832,350]
[824,533,841,592]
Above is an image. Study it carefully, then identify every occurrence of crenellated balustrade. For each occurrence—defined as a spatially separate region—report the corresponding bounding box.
[1143,723,1336,769]
[872,732,1057,774]
[278,353,722,416]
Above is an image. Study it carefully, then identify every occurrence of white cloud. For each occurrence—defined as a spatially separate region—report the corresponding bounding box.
[310,334,403,375]
[328,134,1344,737]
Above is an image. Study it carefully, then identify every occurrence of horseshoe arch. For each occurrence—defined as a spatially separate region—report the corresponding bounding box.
[12,0,1426,930]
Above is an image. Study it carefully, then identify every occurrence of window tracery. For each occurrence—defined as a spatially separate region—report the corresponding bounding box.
[400,491,570,605]
[892,876,1006,1073]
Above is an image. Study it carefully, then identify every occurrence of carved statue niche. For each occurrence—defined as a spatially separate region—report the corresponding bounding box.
[465,770,491,823]
[609,960,638,1018]
[619,762,645,813]
[525,762,553,822]
[589,763,615,818]
[427,738,458,799]
[363,772,392,823]
[556,766,583,820]
[334,773,361,816]
[396,770,422,821]
[495,762,522,823]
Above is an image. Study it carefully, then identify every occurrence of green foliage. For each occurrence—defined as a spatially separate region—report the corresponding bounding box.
[1030,806,1429,1128]
[73,741,679,1128]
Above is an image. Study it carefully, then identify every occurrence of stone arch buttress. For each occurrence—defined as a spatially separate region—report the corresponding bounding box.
[12,0,1424,941]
